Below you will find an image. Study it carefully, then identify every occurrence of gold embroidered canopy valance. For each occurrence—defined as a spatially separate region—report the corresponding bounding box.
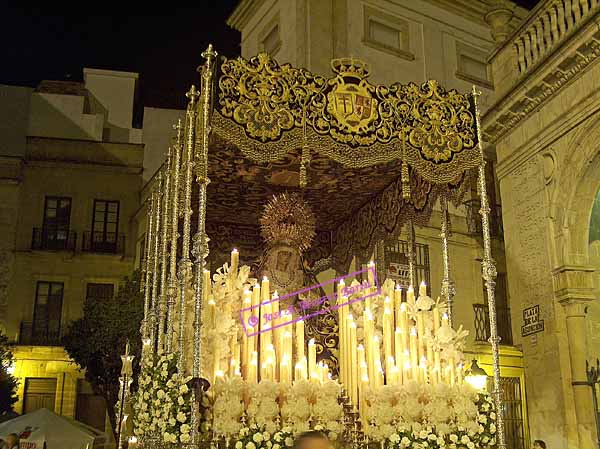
[212,53,481,185]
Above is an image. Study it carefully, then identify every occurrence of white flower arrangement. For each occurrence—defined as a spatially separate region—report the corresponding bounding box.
[234,424,295,449]
[362,382,497,449]
[132,351,193,444]
[200,262,255,379]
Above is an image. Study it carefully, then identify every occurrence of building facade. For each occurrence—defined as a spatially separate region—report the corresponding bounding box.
[484,1,600,448]
[0,69,144,432]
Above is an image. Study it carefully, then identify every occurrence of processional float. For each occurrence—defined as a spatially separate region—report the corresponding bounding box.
[121,45,505,449]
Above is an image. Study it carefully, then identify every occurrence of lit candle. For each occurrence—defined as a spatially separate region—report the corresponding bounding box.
[375,358,384,387]
[372,335,382,386]
[420,356,427,383]
[242,292,251,378]
[394,328,402,384]
[407,285,415,304]
[249,351,258,383]
[128,437,138,449]
[434,349,441,384]
[208,298,216,329]
[349,318,358,405]
[403,353,411,381]
[308,338,317,382]
[337,280,346,387]
[390,364,400,385]
[416,311,425,360]
[367,261,375,286]
[296,320,305,362]
[203,269,211,304]
[448,356,456,385]
[383,301,393,372]
[261,276,270,302]
[409,327,419,380]
[419,280,427,297]
[386,356,395,384]
[364,309,375,384]
[230,248,239,277]
[394,284,402,324]
[280,354,291,384]
[442,312,449,327]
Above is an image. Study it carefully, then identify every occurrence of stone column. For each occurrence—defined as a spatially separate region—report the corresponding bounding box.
[554,265,597,449]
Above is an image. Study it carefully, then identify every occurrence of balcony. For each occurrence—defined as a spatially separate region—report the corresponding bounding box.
[18,321,61,346]
[82,231,125,254]
[31,228,77,251]
[464,200,504,240]
[484,0,600,143]
[473,303,514,346]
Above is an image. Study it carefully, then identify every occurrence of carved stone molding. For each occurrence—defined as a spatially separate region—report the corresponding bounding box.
[483,26,600,144]
[552,264,596,304]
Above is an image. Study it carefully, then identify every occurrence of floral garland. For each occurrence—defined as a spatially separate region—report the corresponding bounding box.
[363,382,497,449]
[131,351,193,444]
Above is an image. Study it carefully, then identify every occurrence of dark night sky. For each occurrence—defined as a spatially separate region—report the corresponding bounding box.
[3,2,537,111]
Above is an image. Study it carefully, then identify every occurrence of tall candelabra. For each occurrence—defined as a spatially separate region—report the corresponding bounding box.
[117,340,135,449]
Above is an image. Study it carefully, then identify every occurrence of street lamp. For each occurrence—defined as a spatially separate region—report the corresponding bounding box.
[465,359,488,392]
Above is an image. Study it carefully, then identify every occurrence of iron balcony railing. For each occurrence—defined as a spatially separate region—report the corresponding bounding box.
[473,303,514,346]
[31,227,77,251]
[18,321,61,346]
[82,231,125,254]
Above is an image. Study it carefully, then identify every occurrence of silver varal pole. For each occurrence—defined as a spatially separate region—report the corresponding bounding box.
[166,120,183,353]
[149,172,163,353]
[178,86,199,374]
[190,43,217,447]
[472,85,506,449]
[158,148,172,352]
[440,196,455,326]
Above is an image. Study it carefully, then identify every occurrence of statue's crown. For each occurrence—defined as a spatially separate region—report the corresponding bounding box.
[331,57,371,79]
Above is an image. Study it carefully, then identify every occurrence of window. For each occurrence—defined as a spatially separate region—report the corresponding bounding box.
[455,41,493,89]
[259,15,281,56]
[363,6,414,60]
[382,239,431,295]
[32,281,64,344]
[483,273,513,345]
[87,200,121,252]
[86,283,114,302]
[39,196,72,250]
[24,378,57,413]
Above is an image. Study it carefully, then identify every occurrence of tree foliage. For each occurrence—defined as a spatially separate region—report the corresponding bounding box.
[0,332,18,414]
[63,270,143,435]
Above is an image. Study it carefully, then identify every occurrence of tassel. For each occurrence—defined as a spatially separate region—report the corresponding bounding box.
[402,161,411,201]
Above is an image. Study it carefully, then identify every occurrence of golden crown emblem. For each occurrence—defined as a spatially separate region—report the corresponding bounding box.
[331,57,371,80]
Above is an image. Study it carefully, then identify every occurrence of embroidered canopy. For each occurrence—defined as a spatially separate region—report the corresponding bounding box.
[199,52,481,273]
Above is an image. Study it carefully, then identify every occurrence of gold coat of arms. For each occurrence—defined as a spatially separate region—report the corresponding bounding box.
[327,57,378,133]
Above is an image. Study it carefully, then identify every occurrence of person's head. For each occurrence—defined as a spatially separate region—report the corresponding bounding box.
[6,434,19,448]
[533,440,546,449]
[292,431,330,449]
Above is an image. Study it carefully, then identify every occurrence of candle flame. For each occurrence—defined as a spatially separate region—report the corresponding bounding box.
[410,327,417,336]
[309,338,315,345]
[400,303,407,311]
[232,248,238,253]
[263,276,269,282]
[420,280,426,287]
